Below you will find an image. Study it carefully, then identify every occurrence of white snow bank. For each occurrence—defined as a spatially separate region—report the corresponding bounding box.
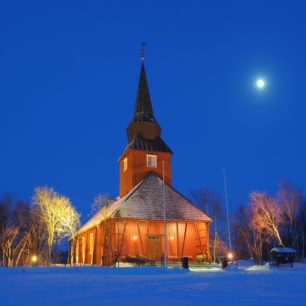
[1,265,306,306]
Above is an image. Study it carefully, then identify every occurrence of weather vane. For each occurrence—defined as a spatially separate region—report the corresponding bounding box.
[140,42,146,61]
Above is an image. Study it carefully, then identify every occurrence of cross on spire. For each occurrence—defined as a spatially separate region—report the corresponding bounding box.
[140,42,146,61]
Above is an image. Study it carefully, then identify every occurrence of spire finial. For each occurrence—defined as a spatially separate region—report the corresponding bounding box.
[140,42,146,61]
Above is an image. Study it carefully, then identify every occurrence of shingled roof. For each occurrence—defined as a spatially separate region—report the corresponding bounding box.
[78,173,211,234]
[123,134,172,154]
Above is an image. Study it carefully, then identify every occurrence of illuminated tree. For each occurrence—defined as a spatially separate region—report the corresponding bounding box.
[250,192,284,247]
[32,187,80,264]
[233,183,306,263]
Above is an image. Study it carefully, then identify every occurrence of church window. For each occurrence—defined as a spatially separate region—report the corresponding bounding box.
[123,157,128,172]
[76,240,79,263]
[89,233,94,254]
[146,154,157,168]
[89,233,94,264]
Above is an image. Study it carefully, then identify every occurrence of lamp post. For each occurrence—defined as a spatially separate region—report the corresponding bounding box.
[227,252,233,261]
[31,255,37,267]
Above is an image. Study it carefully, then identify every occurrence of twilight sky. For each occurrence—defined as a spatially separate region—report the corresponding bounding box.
[1,0,305,222]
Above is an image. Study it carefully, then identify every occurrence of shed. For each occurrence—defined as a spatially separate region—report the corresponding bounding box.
[269,247,297,267]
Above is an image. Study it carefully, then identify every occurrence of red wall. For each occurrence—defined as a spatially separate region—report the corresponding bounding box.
[119,150,172,197]
[71,219,211,265]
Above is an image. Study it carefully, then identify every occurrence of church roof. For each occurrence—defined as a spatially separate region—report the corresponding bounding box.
[123,134,172,155]
[78,173,211,234]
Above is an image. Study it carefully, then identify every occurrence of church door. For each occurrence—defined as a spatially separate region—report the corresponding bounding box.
[147,235,162,260]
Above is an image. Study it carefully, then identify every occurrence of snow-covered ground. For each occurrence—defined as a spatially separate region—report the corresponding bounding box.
[1,263,306,306]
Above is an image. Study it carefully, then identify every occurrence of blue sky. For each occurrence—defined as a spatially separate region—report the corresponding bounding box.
[1,0,305,222]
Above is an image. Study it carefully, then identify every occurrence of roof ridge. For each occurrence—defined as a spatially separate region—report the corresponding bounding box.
[112,172,212,222]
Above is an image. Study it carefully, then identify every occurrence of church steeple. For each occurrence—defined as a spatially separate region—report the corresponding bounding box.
[127,62,161,142]
[119,56,172,198]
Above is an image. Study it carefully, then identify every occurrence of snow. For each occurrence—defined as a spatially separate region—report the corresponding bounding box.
[1,264,306,306]
[270,247,297,254]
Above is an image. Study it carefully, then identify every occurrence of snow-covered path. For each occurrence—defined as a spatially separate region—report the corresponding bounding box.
[0,265,305,306]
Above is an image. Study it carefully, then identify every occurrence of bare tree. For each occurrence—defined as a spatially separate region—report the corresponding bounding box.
[32,187,80,264]
[277,182,302,249]
[0,196,32,267]
[250,192,284,247]
[233,205,254,259]
[191,187,224,262]
[0,195,10,266]
[233,183,305,264]
[88,193,109,217]
[28,206,48,263]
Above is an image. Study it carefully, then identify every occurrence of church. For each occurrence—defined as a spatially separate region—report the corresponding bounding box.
[69,56,211,266]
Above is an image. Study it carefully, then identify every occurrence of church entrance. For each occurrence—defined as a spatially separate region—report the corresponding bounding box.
[147,235,162,261]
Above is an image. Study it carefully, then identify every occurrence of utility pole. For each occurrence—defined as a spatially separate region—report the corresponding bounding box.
[163,160,168,268]
[223,168,232,252]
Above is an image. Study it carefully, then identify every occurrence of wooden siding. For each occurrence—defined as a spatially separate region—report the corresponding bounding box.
[119,150,171,197]
[71,219,211,265]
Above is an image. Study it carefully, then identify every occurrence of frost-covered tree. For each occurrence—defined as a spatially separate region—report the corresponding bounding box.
[32,187,80,264]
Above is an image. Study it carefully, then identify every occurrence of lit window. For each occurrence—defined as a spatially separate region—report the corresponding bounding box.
[123,157,128,172]
[89,233,94,264]
[89,233,94,256]
[70,248,74,264]
[76,240,79,263]
[146,154,157,168]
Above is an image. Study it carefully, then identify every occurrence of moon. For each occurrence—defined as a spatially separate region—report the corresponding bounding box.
[256,79,265,89]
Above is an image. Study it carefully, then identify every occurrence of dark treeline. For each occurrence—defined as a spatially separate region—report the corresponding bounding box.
[0,194,45,266]
[0,187,80,267]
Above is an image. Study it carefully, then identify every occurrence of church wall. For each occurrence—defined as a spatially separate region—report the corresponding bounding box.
[72,218,211,265]
[119,150,171,197]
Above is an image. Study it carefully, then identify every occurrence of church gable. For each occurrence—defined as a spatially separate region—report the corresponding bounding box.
[112,173,211,222]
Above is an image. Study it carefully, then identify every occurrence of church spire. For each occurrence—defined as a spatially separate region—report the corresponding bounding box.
[134,62,154,118]
[127,56,161,142]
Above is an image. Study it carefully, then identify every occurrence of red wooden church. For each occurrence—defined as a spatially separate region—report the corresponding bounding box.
[69,58,211,266]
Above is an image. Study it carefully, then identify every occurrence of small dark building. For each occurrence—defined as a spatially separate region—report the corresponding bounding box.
[269,247,297,267]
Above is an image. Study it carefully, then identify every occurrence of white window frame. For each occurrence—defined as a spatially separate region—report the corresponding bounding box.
[123,157,128,172]
[146,154,157,168]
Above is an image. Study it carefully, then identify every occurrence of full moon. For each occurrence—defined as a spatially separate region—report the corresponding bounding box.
[256,79,265,89]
